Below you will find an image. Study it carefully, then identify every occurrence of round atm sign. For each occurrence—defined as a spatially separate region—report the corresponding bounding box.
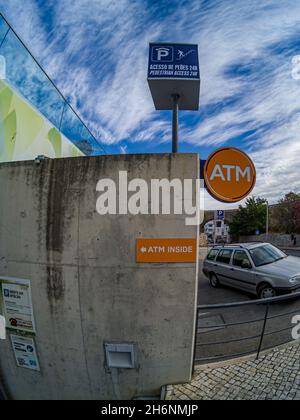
[204,147,256,203]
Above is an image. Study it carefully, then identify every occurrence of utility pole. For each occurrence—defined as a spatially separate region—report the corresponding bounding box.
[172,94,180,153]
[266,201,269,240]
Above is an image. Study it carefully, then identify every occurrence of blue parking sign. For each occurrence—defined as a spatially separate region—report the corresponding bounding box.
[148,43,199,80]
[216,210,225,221]
[147,42,200,110]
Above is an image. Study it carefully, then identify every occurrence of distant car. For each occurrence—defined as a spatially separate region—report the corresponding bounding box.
[203,243,300,299]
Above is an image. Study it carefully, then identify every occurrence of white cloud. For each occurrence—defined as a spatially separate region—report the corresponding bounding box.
[120,144,127,154]
[1,0,300,208]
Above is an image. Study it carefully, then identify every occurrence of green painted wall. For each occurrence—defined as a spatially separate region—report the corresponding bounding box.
[0,80,83,162]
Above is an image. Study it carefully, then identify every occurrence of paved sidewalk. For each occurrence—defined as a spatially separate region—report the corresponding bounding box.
[165,341,300,400]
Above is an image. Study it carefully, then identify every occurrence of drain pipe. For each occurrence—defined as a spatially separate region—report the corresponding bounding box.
[0,361,9,400]
[0,376,8,400]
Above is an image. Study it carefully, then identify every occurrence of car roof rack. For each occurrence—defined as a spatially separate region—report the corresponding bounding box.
[213,243,244,248]
[211,242,268,250]
[241,241,265,243]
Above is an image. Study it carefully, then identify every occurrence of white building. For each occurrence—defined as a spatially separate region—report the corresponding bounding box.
[204,219,230,243]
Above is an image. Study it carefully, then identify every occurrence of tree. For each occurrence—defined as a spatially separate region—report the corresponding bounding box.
[272,192,300,234]
[229,196,268,236]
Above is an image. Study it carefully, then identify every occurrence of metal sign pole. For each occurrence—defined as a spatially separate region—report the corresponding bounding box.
[147,43,200,151]
[172,94,180,153]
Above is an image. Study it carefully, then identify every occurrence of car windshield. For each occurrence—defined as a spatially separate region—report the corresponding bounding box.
[249,244,287,267]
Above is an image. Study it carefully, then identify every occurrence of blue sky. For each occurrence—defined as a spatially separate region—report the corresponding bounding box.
[1,0,300,209]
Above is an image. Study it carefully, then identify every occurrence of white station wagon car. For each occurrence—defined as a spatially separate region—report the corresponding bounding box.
[203,243,300,299]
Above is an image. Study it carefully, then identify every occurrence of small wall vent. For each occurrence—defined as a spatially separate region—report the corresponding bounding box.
[104,343,136,369]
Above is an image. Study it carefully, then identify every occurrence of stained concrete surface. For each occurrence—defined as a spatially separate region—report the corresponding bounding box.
[0,154,199,400]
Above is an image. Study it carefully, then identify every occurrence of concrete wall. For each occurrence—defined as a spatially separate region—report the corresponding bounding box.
[0,154,199,400]
[239,233,296,248]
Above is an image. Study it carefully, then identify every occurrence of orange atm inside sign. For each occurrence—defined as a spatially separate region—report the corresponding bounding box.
[136,238,197,263]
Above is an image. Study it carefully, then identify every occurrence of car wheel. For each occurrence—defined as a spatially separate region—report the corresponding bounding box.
[258,284,277,299]
[210,273,220,288]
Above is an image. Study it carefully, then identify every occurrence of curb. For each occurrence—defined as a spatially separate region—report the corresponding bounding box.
[164,340,300,400]
[193,339,300,372]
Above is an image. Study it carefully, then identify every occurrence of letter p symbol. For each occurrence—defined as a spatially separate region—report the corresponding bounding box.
[153,47,173,62]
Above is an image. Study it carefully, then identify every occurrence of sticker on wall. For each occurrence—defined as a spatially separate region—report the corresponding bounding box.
[0,277,36,334]
[11,334,40,371]
[0,315,5,340]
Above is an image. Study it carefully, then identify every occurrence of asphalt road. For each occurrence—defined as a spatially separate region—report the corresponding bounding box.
[281,248,300,258]
[195,247,300,364]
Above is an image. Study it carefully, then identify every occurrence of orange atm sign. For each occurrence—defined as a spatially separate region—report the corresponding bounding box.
[204,147,256,203]
[136,238,197,263]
